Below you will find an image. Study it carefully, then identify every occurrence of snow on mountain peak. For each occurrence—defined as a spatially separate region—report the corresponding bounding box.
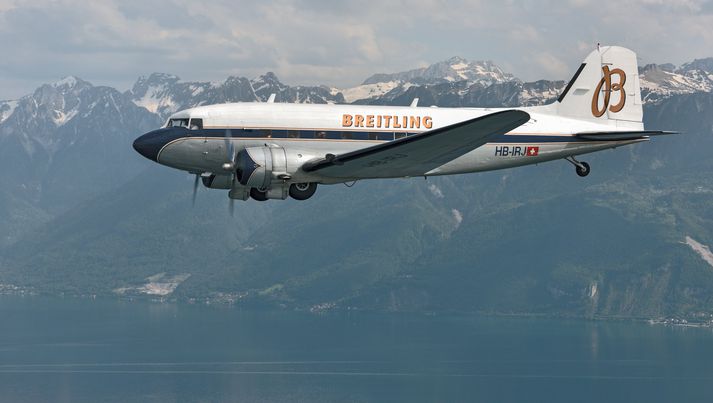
[14,76,95,129]
[251,72,288,94]
[131,73,180,96]
[639,62,713,103]
[138,73,180,87]
[53,76,78,88]
[340,56,515,102]
[681,58,713,73]
[130,73,183,115]
[445,56,467,64]
[52,108,78,127]
[52,76,79,88]
[51,76,91,93]
[255,72,281,83]
[0,100,19,124]
[339,81,402,103]
[361,56,514,88]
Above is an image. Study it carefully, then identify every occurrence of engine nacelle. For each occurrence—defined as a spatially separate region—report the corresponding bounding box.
[202,174,249,200]
[201,174,231,189]
[236,145,288,190]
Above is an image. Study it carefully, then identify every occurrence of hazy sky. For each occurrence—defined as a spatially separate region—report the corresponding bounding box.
[1,0,712,99]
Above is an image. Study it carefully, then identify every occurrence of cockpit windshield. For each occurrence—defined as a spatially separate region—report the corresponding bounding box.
[166,118,203,130]
[189,119,203,130]
[168,118,189,128]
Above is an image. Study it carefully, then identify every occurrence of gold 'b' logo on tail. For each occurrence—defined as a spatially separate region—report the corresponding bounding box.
[591,66,626,117]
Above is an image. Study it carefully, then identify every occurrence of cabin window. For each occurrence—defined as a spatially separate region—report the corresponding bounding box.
[287,130,300,138]
[169,118,189,128]
[189,118,203,130]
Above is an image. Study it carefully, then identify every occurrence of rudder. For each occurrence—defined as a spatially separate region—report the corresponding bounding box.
[555,46,643,127]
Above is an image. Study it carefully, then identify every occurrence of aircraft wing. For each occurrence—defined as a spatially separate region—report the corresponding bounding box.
[302,110,530,178]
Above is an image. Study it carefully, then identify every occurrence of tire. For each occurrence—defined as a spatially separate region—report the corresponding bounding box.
[576,162,591,177]
[289,182,317,200]
[249,188,268,201]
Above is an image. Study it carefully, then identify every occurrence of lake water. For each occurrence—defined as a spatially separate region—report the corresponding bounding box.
[1,297,712,402]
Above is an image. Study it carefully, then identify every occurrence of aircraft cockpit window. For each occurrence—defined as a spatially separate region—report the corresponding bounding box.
[169,118,189,128]
[189,119,203,130]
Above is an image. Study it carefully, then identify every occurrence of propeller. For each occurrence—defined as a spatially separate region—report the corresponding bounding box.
[222,129,237,176]
[190,129,238,214]
[223,129,237,216]
[192,174,199,207]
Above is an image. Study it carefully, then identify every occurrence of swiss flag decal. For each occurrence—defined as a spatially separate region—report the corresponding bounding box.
[526,146,539,156]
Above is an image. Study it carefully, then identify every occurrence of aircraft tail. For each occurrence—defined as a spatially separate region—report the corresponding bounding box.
[553,46,643,128]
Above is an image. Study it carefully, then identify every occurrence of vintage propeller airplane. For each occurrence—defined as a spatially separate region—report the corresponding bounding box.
[133,46,674,208]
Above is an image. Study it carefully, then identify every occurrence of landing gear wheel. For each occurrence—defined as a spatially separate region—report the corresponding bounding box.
[250,188,268,201]
[576,162,591,177]
[289,182,317,200]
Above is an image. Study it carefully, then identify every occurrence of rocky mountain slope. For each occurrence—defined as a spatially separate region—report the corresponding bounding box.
[0,55,712,319]
[639,58,713,104]
[0,77,160,245]
[339,57,515,103]
[129,72,344,120]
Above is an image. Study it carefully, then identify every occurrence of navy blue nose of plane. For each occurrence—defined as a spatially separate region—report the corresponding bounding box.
[133,128,189,162]
[132,131,161,162]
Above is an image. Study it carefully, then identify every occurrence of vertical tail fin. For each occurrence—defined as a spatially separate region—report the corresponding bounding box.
[555,46,643,127]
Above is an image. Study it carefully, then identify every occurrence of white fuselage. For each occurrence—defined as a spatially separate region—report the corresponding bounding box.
[153,102,644,184]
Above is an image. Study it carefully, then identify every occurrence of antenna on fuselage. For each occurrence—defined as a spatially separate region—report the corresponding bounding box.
[410,98,419,107]
[267,93,276,103]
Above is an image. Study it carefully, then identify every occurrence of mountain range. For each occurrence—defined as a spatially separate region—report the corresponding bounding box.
[1,54,712,319]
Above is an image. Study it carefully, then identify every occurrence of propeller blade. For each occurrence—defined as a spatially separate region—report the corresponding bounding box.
[192,174,199,207]
[224,129,234,164]
[226,129,237,217]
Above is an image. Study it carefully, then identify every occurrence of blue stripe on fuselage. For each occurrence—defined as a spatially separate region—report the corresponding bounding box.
[134,126,611,164]
[185,128,586,143]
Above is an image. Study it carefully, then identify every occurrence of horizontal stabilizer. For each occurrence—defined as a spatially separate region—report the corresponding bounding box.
[576,131,678,141]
